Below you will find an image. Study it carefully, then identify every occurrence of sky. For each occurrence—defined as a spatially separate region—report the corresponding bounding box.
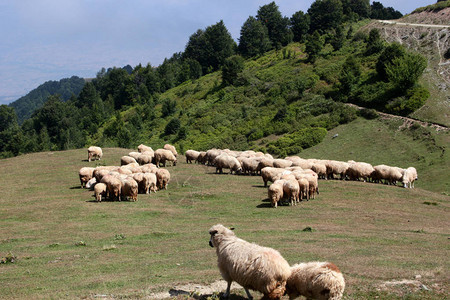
[0,0,436,105]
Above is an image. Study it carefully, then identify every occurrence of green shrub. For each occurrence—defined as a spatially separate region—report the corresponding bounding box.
[267,127,327,156]
[385,85,429,115]
[360,108,379,119]
[164,118,181,135]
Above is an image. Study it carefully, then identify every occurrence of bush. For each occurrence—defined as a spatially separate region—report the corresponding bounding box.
[360,108,379,119]
[386,52,427,92]
[161,99,177,117]
[267,127,327,156]
[164,118,181,135]
[385,85,429,115]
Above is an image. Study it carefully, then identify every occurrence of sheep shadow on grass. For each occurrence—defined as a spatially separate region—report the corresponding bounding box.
[70,186,82,189]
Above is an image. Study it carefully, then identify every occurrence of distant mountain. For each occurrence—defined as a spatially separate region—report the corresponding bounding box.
[9,76,86,123]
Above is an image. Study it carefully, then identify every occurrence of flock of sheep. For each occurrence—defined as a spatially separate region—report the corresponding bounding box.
[185,148,418,207]
[78,145,419,299]
[79,144,177,202]
[209,224,345,300]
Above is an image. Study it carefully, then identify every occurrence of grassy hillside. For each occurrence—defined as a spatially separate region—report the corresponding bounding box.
[0,148,448,299]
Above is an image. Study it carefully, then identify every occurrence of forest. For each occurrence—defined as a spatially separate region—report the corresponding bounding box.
[1,0,429,159]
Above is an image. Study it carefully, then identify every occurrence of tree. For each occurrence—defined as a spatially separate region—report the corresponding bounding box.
[308,0,344,33]
[222,55,245,86]
[238,16,271,57]
[305,31,324,63]
[365,28,384,55]
[256,2,292,49]
[161,99,177,117]
[290,10,310,42]
[331,26,345,51]
[183,21,236,73]
[338,56,361,99]
[386,52,427,92]
[370,2,402,20]
[164,118,181,135]
[342,0,370,20]
[376,43,406,80]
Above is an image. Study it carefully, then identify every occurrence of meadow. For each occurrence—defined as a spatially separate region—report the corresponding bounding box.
[0,146,449,299]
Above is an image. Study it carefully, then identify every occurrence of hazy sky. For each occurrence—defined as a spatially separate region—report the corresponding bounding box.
[0,0,435,105]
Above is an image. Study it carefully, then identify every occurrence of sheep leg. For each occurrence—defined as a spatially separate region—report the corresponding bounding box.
[244,288,253,300]
[223,281,232,298]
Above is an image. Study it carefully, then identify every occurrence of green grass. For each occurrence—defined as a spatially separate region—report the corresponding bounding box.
[0,148,449,299]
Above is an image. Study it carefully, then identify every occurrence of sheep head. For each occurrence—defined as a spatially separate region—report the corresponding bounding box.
[208,224,235,248]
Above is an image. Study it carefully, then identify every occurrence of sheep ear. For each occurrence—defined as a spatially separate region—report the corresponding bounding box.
[229,227,235,231]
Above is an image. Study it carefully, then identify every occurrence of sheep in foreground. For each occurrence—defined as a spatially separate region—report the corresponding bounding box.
[87,146,102,162]
[94,183,107,202]
[208,224,291,300]
[402,167,418,188]
[283,179,300,206]
[100,175,122,201]
[121,178,138,201]
[286,262,345,300]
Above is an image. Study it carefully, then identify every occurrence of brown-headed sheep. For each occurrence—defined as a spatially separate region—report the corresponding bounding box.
[94,183,107,202]
[87,146,102,162]
[79,167,95,188]
[286,262,345,300]
[402,167,418,188]
[268,180,284,208]
[156,168,170,190]
[154,149,177,167]
[185,150,200,163]
[209,224,291,300]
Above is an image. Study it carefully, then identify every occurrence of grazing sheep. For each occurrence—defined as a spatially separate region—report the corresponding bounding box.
[286,156,314,169]
[297,177,309,201]
[94,183,107,202]
[273,159,293,169]
[345,162,374,182]
[213,153,242,174]
[164,143,178,157]
[206,149,222,166]
[185,150,200,163]
[257,158,275,174]
[143,172,157,193]
[286,262,345,300]
[138,144,153,153]
[154,149,177,167]
[128,151,142,161]
[121,178,138,201]
[402,167,418,188]
[79,167,95,188]
[87,146,103,162]
[121,156,137,166]
[325,161,349,180]
[85,177,97,190]
[261,167,289,187]
[372,165,403,185]
[283,179,300,206]
[140,163,158,173]
[137,153,153,165]
[132,173,145,194]
[311,163,327,179]
[209,224,291,300]
[196,151,208,164]
[100,175,122,201]
[156,168,170,190]
[268,180,285,208]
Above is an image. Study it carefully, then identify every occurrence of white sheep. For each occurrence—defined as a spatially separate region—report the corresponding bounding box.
[164,143,178,157]
[94,183,107,202]
[286,262,345,300]
[261,167,288,187]
[154,149,177,167]
[121,156,137,166]
[273,159,293,169]
[213,153,242,174]
[85,177,97,190]
[209,224,291,300]
[156,168,170,190]
[402,167,418,188]
[138,144,153,153]
[79,167,95,188]
[283,179,300,206]
[87,146,102,162]
[185,149,200,163]
[268,180,285,208]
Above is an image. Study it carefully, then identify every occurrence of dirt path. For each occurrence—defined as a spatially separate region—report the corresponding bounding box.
[378,20,450,29]
[346,103,449,132]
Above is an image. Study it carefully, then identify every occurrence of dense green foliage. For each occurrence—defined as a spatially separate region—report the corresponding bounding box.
[9,76,85,123]
[3,1,425,159]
